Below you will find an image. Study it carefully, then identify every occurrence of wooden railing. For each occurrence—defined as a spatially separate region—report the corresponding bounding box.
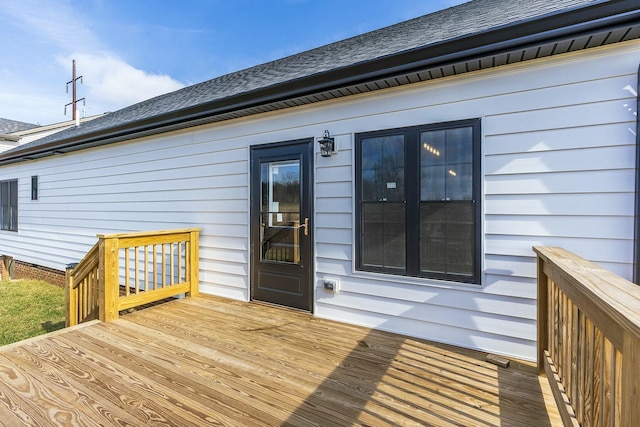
[66,228,200,326]
[66,242,99,326]
[535,247,640,427]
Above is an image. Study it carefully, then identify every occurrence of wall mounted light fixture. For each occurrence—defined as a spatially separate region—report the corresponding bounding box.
[317,130,336,157]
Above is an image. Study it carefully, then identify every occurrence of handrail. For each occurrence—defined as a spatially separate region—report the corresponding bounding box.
[66,228,200,325]
[535,246,640,427]
[70,242,99,289]
[66,242,100,326]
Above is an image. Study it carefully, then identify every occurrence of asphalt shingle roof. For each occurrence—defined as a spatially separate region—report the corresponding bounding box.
[0,118,39,134]
[0,0,607,155]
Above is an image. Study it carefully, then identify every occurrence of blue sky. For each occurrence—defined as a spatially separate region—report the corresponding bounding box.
[0,0,468,126]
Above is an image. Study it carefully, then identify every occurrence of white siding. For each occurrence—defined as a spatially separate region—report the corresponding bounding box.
[16,126,74,145]
[0,41,638,361]
[1,124,77,153]
[319,41,639,360]
[0,141,20,153]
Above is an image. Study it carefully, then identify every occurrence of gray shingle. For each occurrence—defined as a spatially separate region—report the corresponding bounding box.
[0,118,39,134]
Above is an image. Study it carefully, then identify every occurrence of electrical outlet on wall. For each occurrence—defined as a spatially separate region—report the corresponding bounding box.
[322,277,340,293]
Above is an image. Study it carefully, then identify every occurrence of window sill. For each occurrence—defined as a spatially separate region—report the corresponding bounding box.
[349,268,483,291]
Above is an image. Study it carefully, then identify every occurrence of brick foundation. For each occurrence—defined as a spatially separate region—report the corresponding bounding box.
[0,255,66,288]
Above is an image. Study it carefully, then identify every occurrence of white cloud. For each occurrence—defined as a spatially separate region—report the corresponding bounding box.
[59,54,184,116]
[0,1,185,125]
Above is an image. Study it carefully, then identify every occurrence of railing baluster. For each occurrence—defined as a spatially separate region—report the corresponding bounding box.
[125,247,130,297]
[570,300,578,404]
[592,324,602,426]
[186,241,191,284]
[552,283,559,367]
[144,245,149,292]
[585,318,594,426]
[577,309,586,425]
[85,275,89,321]
[178,241,183,284]
[79,277,84,321]
[559,291,565,383]
[134,246,139,295]
[170,243,175,285]
[603,339,613,426]
[162,244,166,288]
[89,271,93,320]
[153,244,157,290]
[84,276,89,319]
[615,349,622,425]
[87,275,90,319]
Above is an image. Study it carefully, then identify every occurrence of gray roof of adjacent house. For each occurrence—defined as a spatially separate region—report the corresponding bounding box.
[1,0,639,164]
[0,118,39,134]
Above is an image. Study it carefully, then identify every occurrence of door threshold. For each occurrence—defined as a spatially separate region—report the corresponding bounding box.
[250,299,313,315]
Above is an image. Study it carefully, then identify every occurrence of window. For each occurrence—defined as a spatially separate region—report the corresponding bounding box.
[0,179,18,232]
[356,119,481,284]
[31,176,38,201]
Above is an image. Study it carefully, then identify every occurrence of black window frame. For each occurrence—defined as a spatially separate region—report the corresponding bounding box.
[0,179,18,232]
[355,119,481,284]
[31,175,38,201]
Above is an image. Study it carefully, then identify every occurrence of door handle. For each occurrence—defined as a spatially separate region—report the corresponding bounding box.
[304,217,309,236]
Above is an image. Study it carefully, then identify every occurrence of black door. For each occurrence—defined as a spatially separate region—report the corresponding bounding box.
[250,139,313,311]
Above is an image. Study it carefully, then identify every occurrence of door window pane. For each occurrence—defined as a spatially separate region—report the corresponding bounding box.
[260,160,301,264]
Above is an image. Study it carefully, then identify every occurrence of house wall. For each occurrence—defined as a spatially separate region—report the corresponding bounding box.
[0,41,637,360]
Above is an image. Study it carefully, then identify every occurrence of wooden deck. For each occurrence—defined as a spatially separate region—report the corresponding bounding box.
[0,296,561,426]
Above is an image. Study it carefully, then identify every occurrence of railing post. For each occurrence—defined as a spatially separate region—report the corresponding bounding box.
[537,252,549,376]
[99,235,119,322]
[622,331,640,426]
[65,263,78,327]
[188,229,199,297]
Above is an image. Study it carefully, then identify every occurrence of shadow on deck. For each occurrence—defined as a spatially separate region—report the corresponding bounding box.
[0,295,560,426]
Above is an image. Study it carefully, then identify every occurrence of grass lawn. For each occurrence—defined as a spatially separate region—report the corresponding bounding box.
[0,279,66,346]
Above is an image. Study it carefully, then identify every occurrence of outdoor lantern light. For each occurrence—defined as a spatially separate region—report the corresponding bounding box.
[317,130,336,157]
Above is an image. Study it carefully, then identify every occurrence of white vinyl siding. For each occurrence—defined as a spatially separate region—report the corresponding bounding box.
[315,41,638,359]
[0,40,637,361]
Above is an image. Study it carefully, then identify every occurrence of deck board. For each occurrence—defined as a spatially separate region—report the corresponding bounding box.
[0,295,561,426]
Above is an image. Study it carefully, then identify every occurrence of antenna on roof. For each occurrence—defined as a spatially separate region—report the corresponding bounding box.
[64,59,85,123]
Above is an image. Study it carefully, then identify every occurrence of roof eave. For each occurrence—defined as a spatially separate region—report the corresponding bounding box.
[2,0,639,165]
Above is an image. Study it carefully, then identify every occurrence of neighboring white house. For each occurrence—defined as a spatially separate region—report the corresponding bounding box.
[0,118,39,152]
[0,115,104,153]
[0,0,638,361]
